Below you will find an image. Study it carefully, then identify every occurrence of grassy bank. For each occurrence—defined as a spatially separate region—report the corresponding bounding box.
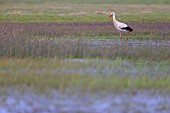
[0,13,170,23]
[0,3,169,22]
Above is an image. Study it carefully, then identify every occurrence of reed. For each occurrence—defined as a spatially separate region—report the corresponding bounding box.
[0,22,170,60]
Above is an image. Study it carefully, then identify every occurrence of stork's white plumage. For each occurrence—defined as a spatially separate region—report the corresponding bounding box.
[109,12,133,40]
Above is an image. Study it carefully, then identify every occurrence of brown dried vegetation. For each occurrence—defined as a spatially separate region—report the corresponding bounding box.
[0,22,170,60]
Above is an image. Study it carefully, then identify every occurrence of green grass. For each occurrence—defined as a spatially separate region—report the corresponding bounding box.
[0,13,170,23]
[0,3,169,23]
[0,14,107,23]
[0,70,170,93]
[0,58,169,93]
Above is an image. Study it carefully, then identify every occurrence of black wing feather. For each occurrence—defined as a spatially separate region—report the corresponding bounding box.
[121,26,133,32]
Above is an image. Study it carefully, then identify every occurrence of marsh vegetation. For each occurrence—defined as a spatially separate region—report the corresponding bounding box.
[0,1,170,113]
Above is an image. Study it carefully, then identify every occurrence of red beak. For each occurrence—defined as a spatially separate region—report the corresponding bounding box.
[109,14,112,19]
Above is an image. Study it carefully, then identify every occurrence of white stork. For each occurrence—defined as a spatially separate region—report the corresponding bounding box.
[109,12,133,40]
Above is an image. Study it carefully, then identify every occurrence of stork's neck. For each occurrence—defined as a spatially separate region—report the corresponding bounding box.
[112,15,117,23]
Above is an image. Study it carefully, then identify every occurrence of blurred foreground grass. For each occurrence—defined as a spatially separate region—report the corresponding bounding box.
[0,58,170,93]
[1,72,170,93]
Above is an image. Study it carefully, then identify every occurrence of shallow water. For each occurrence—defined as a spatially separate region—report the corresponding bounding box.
[86,39,170,47]
[0,89,170,113]
[52,38,170,48]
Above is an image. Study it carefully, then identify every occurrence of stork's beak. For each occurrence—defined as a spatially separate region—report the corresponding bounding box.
[108,14,112,19]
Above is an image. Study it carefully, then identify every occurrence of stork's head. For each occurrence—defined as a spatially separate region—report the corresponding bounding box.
[109,12,115,18]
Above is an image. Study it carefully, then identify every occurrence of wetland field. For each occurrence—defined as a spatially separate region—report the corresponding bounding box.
[0,0,170,113]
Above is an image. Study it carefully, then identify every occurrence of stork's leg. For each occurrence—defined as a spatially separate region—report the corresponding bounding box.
[126,32,129,40]
[119,32,122,40]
